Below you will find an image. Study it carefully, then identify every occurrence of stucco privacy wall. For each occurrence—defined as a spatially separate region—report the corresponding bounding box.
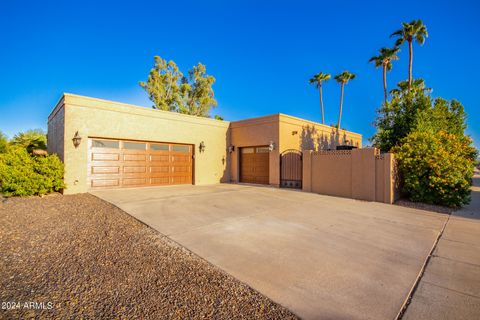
[48,94,230,194]
[303,148,399,204]
[279,114,362,153]
[229,115,280,185]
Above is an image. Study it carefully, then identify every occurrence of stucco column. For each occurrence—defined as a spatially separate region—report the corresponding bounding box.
[384,153,395,204]
[302,150,313,192]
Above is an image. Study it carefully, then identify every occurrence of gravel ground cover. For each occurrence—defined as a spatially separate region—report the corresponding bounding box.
[395,199,456,214]
[0,193,298,319]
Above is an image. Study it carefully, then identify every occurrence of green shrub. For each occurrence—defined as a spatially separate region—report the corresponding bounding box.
[0,147,65,196]
[394,130,477,207]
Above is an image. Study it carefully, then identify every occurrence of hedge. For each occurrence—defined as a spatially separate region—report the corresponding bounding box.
[0,147,65,196]
[394,130,476,207]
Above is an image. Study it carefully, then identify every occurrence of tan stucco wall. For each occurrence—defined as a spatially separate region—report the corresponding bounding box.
[47,97,65,160]
[303,150,353,198]
[229,115,280,185]
[49,94,230,194]
[303,148,399,204]
[279,114,362,153]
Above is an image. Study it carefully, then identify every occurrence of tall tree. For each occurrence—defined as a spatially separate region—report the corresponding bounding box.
[369,47,400,104]
[309,72,331,124]
[334,71,356,130]
[139,56,184,111]
[180,63,217,117]
[140,56,218,117]
[391,20,428,90]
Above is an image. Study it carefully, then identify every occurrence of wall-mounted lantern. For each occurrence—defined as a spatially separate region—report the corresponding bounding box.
[72,131,82,148]
[228,145,235,153]
[199,141,206,153]
[268,141,276,152]
[292,130,298,135]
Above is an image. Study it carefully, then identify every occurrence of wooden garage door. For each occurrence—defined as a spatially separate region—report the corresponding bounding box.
[88,138,193,189]
[240,146,269,184]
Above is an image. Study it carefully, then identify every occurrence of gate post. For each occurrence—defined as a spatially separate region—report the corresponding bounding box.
[302,150,313,192]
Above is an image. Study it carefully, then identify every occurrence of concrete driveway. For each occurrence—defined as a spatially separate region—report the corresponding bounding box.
[92,184,447,319]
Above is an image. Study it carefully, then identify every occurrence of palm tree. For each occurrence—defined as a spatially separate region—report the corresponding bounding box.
[390,78,432,97]
[391,20,428,90]
[369,47,400,104]
[309,72,331,124]
[334,71,356,130]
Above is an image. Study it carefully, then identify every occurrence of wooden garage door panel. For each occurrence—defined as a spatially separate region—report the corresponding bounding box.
[123,166,147,173]
[150,166,169,173]
[173,166,190,173]
[150,177,170,185]
[150,154,169,162]
[171,155,190,163]
[240,146,269,185]
[88,139,192,189]
[91,166,119,174]
[91,179,119,187]
[92,153,119,161]
[172,176,189,184]
[123,178,147,185]
[124,154,146,161]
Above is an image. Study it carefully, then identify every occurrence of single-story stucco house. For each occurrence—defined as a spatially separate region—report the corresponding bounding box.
[48,93,362,194]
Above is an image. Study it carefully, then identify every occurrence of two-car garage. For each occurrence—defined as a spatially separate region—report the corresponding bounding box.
[88,138,193,189]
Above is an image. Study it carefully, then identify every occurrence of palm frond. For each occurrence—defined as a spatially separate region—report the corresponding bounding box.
[395,38,404,46]
[309,72,331,87]
[334,71,356,84]
[390,29,403,37]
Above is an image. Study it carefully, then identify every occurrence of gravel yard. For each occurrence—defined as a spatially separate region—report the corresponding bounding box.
[0,194,297,319]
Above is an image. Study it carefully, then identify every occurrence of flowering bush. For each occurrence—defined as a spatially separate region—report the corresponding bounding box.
[394,130,477,207]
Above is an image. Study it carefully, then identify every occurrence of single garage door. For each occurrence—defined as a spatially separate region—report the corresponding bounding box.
[240,146,269,184]
[88,138,193,189]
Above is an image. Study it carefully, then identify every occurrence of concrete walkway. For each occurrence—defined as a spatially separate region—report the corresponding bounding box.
[93,184,447,319]
[404,174,480,319]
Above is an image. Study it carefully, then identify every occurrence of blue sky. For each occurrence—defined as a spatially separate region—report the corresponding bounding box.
[0,0,478,148]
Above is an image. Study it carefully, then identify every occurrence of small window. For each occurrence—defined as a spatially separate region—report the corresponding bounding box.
[92,139,119,149]
[150,144,169,151]
[241,147,254,154]
[124,142,146,150]
[172,145,190,152]
[256,147,270,153]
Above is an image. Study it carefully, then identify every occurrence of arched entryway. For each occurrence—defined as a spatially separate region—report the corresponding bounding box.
[280,149,302,189]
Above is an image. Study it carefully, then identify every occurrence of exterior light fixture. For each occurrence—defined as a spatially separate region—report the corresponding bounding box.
[292,130,298,135]
[228,145,235,153]
[268,141,275,152]
[72,131,82,148]
[199,141,206,153]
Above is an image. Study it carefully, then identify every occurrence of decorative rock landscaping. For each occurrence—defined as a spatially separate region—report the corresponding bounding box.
[0,194,297,319]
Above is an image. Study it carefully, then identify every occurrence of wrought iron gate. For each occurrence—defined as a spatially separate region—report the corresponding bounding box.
[280,149,302,189]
